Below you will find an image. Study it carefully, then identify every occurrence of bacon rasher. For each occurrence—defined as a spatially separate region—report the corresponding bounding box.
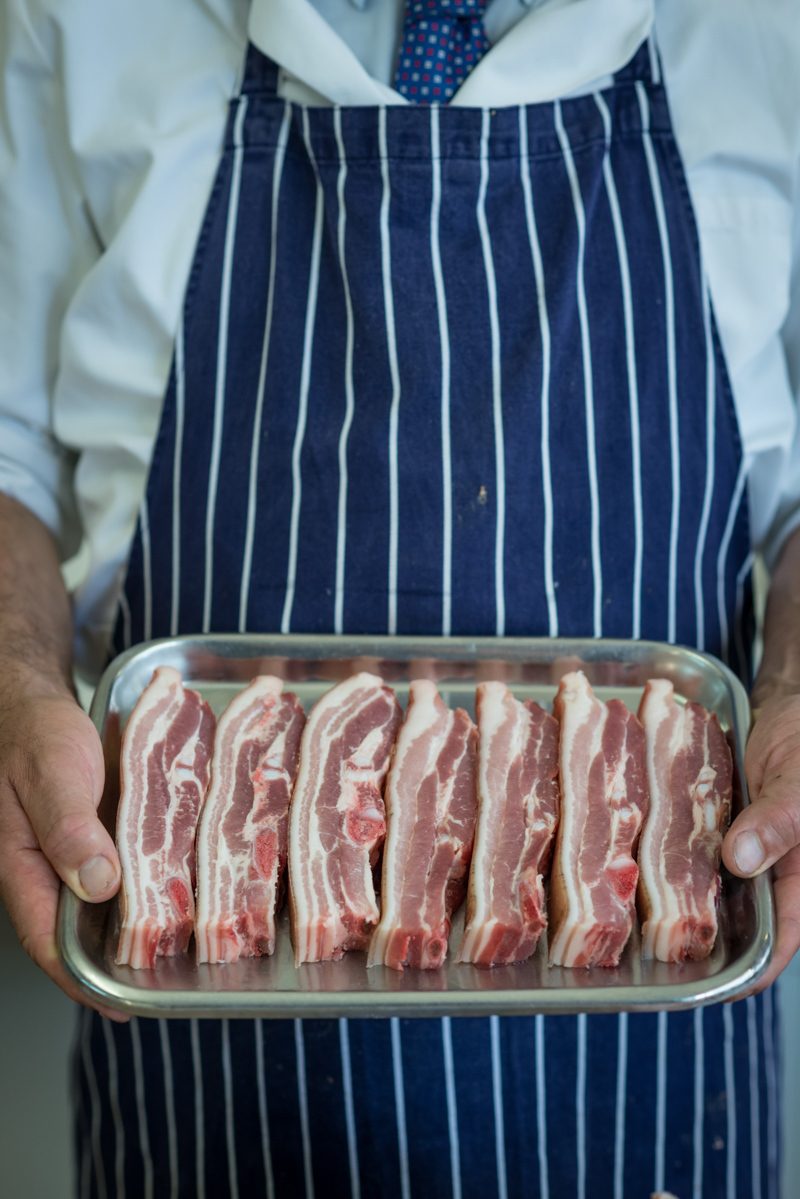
[548,671,648,968]
[116,667,215,969]
[369,680,477,971]
[288,672,402,965]
[460,682,559,967]
[194,677,305,963]
[637,679,732,961]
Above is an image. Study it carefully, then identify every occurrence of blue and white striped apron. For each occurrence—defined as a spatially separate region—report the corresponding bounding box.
[75,39,780,1199]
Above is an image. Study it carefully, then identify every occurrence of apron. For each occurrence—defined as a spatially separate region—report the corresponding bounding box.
[74,38,779,1199]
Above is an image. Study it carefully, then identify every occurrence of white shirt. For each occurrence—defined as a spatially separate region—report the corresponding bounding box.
[1,0,799,677]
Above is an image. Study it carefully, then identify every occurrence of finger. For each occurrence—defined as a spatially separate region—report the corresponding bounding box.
[11,713,120,903]
[722,773,800,878]
[743,847,800,994]
[0,800,128,1021]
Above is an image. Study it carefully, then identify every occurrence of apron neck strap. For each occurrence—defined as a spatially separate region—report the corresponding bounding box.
[240,43,281,97]
[613,35,662,88]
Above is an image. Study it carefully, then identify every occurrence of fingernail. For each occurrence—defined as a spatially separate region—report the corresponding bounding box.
[78,855,117,899]
[734,831,765,875]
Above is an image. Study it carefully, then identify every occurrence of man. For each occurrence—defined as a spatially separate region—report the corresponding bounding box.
[1,0,799,1195]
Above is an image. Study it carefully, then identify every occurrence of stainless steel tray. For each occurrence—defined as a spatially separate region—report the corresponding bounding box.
[58,635,773,1018]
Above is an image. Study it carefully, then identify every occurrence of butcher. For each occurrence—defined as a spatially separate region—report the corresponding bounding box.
[1,0,799,1195]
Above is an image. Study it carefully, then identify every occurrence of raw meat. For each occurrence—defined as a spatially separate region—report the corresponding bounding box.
[288,672,402,964]
[637,678,732,961]
[195,677,305,963]
[369,680,477,971]
[116,667,215,969]
[548,671,648,968]
[460,682,559,967]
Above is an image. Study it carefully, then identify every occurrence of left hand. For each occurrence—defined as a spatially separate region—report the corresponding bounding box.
[722,691,800,990]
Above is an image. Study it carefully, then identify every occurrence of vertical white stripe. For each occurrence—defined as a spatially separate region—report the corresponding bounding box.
[222,1021,240,1199]
[130,1019,154,1199]
[576,1013,587,1199]
[647,35,662,85]
[203,94,248,633]
[535,1016,550,1199]
[170,318,185,637]
[333,108,357,637]
[255,1021,277,1199]
[694,283,716,652]
[490,1015,508,1199]
[747,997,763,1199]
[519,107,557,637]
[594,92,643,639]
[723,1003,737,1199]
[554,100,602,637]
[430,106,453,637]
[763,988,779,1199]
[442,1017,462,1199]
[477,110,506,637]
[239,102,292,632]
[613,1012,627,1199]
[81,1014,108,1199]
[654,1010,668,1192]
[390,1018,411,1199]
[101,1019,126,1199]
[190,1018,206,1199]
[693,1006,704,1199]
[636,81,680,644]
[379,108,402,635]
[294,1019,315,1199]
[119,587,133,651]
[158,1020,179,1199]
[139,496,152,643]
[716,456,750,663]
[281,110,325,635]
[338,1019,361,1199]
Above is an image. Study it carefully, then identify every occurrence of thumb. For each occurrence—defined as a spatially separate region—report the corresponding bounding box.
[723,772,800,878]
[11,700,120,902]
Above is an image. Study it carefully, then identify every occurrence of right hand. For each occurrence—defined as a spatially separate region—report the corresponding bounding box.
[0,672,127,1019]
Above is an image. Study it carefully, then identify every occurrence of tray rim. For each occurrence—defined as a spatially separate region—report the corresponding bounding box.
[57,633,774,1018]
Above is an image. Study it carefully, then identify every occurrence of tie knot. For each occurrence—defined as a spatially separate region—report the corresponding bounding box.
[407,0,487,19]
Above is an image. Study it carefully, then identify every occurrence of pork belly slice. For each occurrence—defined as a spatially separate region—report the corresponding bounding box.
[548,671,648,968]
[637,679,732,962]
[116,667,215,969]
[369,680,477,971]
[195,677,305,963]
[460,683,559,967]
[289,672,402,964]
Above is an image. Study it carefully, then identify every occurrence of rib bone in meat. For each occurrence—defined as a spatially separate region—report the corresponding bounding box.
[548,671,648,968]
[460,682,559,967]
[369,680,477,971]
[637,678,732,961]
[116,667,215,969]
[195,676,306,963]
[288,672,402,964]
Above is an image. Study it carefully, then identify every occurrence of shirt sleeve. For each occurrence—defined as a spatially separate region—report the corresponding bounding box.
[0,1,99,558]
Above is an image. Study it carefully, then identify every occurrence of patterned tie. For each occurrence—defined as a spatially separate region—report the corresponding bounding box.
[394,0,490,103]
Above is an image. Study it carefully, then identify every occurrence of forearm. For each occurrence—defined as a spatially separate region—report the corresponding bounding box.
[0,493,74,696]
[751,525,800,710]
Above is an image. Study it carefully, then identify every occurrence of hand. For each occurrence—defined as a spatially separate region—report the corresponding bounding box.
[0,672,127,1019]
[722,691,800,990]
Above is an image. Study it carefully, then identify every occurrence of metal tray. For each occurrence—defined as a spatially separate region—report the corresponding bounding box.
[58,634,773,1018]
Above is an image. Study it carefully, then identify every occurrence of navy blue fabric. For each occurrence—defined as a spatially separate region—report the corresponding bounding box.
[76,37,777,1199]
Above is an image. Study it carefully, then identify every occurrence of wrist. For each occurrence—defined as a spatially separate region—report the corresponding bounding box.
[0,653,74,710]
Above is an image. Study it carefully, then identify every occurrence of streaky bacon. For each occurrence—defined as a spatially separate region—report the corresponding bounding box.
[548,671,648,968]
[637,679,732,962]
[288,672,402,964]
[460,682,559,967]
[116,667,215,969]
[369,680,477,971]
[194,676,305,963]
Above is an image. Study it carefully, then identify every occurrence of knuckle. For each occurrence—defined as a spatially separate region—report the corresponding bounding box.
[39,810,99,864]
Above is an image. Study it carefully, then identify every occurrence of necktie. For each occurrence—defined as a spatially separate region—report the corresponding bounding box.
[394,0,490,104]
